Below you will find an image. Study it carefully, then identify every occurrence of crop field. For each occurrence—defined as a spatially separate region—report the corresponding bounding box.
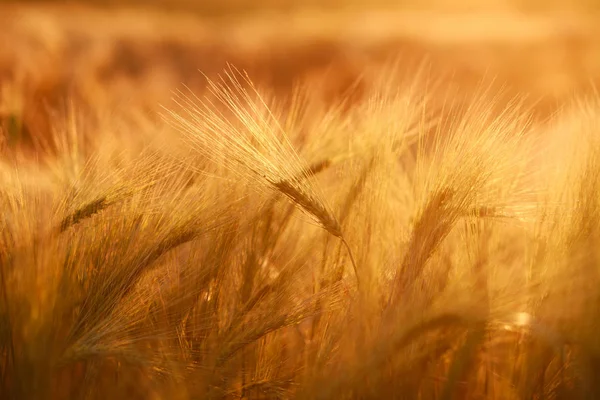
[2,1,600,399]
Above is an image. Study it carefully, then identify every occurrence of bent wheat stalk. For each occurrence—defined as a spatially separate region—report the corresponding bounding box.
[272,177,359,284]
[162,66,360,288]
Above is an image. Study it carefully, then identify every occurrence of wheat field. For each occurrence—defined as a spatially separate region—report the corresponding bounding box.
[2,2,600,399]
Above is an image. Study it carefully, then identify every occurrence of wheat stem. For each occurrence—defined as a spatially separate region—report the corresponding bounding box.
[341,237,359,290]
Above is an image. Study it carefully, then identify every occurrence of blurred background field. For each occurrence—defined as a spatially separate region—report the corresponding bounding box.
[3,0,600,13]
[2,1,600,112]
[2,0,600,154]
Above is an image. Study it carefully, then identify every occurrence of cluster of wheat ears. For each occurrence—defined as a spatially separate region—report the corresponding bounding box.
[1,65,600,399]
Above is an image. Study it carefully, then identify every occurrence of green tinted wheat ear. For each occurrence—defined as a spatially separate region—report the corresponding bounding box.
[162,66,359,287]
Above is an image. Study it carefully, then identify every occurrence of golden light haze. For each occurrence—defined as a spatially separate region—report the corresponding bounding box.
[1,1,600,399]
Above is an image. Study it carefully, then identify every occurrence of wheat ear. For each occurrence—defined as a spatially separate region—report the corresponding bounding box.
[271,177,359,287]
[163,66,360,288]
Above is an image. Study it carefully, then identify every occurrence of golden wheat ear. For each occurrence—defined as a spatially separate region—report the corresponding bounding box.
[161,65,360,288]
[271,176,359,286]
[57,196,109,232]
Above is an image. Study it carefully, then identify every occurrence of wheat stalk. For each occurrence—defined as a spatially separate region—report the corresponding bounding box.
[162,66,360,287]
